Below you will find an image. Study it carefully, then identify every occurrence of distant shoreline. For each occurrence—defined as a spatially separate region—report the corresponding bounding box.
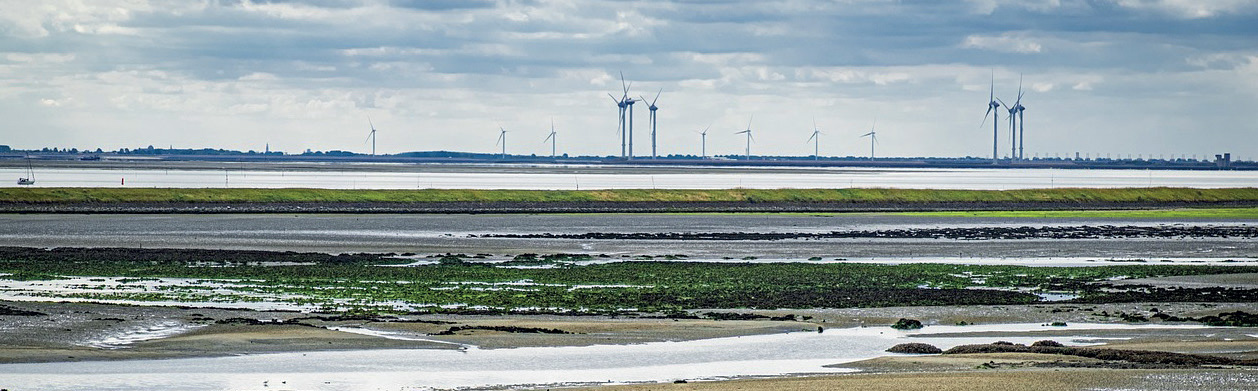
[1,153,1252,171]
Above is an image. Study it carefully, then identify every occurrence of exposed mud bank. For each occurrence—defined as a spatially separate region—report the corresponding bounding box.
[482,224,1258,240]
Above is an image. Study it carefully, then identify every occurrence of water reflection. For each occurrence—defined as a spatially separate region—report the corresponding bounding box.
[0,323,1212,391]
[4,166,1256,189]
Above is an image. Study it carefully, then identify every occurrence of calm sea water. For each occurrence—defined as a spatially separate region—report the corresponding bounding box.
[4,165,1255,189]
[0,323,1214,391]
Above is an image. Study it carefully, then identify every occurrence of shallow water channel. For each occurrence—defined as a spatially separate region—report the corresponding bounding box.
[4,165,1257,189]
[0,323,1215,391]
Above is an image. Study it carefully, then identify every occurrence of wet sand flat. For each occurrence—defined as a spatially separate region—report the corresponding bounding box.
[1,213,1254,258]
[586,368,1146,391]
[585,367,1258,391]
[1110,273,1258,289]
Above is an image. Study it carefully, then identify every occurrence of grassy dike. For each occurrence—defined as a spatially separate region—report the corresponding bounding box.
[894,207,1258,219]
[3,187,1258,204]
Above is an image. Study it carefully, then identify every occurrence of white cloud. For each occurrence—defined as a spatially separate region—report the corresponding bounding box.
[799,68,913,85]
[961,33,1044,54]
[5,52,76,63]
[0,0,1253,158]
[1112,0,1258,18]
[238,72,278,81]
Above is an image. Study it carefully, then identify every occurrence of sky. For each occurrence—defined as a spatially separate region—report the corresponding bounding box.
[2,0,1257,160]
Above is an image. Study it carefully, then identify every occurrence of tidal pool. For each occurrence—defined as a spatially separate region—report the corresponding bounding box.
[0,323,1216,391]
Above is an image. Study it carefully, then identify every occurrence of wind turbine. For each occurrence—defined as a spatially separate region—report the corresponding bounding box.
[608,92,627,158]
[734,116,754,160]
[807,119,822,161]
[543,119,557,158]
[1014,76,1027,160]
[1000,75,1025,160]
[699,124,711,159]
[365,117,378,156]
[998,96,1014,160]
[608,71,635,158]
[610,72,639,160]
[860,118,878,160]
[626,95,638,160]
[495,126,507,159]
[980,72,1001,164]
[641,89,662,159]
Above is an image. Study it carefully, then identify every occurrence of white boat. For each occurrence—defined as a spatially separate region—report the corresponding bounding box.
[17,154,34,185]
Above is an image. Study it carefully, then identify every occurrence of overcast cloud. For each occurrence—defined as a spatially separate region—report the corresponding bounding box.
[2,0,1256,159]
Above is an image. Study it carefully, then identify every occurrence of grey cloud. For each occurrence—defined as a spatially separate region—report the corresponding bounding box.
[1,0,1255,159]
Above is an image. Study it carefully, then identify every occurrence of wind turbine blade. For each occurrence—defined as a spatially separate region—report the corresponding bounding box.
[989,70,995,102]
[609,93,620,104]
[1016,74,1024,104]
[365,132,374,143]
[860,132,874,137]
[981,106,993,127]
[745,115,754,131]
[807,132,816,143]
[652,88,661,105]
[368,116,374,131]
[703,124,711,134]
[620,71,627,94]
[996,97,1008,109]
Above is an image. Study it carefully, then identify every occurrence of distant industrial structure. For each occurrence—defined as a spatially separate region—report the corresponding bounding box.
[860,118,878,160]
[543,119,557,159]
[734,117,755,160]
[364,117,378,156]
[807,120,822,161]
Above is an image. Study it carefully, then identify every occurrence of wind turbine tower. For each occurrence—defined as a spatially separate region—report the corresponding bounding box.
[1011,79,1021,159]
[734,116,754,160]
[860,118,878,160]
[365,117,378,156]
[609,72,634,158]
[642,89,662,159]
[626,96,638,159]
[981,73,1001,164]
[1001,75,1025,160]
[699,124,710,159]
[544,119,557,158]
[609,72,639,160]
[807,119,822,161]
[496,127,508,159]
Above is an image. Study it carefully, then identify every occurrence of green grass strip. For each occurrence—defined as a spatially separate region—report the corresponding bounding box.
[894,207,1258,219]
[1,187,1257,204]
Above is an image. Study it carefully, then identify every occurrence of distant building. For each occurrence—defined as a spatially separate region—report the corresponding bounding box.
[0,145,9,152]
[1215,153,1232,168]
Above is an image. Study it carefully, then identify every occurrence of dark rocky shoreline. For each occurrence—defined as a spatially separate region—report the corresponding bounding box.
[481,224,1258,241]
[2,200,1256,214]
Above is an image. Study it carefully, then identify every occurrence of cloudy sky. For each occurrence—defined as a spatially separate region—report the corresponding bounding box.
[2,0,1256,159]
